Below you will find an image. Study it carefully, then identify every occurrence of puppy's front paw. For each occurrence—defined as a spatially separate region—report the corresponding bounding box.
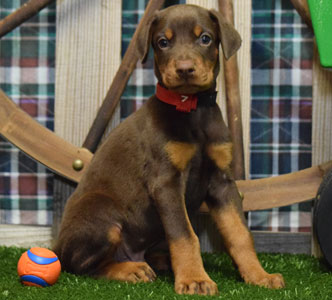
[175,277,218,295]
[263,273,285,289]
[106,261,156,283]
[245,272,285,289]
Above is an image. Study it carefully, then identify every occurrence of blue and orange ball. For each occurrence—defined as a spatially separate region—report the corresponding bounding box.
[17,247,61,287]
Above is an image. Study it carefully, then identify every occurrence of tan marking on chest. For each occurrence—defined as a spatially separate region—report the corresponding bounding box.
[207,142,233,170]
[165,141,197,171]
[193,25,203,37]
[165,28,173,40]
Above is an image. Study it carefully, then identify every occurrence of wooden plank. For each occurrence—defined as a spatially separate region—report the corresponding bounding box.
[239,161,332,211]
[253,231,311,254]
[0,0,55,38]
[0,89,92,183]
[218,0,244,179]
[290,0,313,30]
[198,160,332,212]
[312,46,332,167]
[55,0,122,146]
[0,225,52,248]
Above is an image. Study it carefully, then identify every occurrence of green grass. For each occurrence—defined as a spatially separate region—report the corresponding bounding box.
[1,246,332,300]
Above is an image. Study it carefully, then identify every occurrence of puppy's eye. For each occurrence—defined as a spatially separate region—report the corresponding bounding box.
[200,34,212,46]
[158,38,169,49]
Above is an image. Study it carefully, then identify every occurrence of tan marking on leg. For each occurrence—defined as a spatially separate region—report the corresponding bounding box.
[165,205,218,295]
[210,205,285,289]
[193,25,203,37]
[107,224,122,245]
[207,142,233,170]
[165,141,197,171]
[165,28,173,40]
[104,261,156,283]
[169,235,218,295]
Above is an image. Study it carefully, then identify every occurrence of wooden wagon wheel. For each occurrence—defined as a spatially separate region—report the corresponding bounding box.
[1,0,332,213]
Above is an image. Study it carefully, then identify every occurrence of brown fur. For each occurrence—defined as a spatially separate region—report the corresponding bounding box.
[54,4,284,296]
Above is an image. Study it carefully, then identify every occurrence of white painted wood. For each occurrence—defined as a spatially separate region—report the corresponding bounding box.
[55,0,122,145]
[312,45,332,166]
[0,225,52,248]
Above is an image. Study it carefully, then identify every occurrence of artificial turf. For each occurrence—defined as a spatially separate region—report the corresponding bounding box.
[1,246,332,300]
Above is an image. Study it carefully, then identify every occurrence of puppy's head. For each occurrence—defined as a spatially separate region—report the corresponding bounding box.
[137,4,241,94]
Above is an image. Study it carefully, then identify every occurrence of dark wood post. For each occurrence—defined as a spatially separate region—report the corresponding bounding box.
[0,0,55,38]
[218,0,245,180]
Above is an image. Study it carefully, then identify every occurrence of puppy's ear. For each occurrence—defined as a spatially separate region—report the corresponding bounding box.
[209,9,242,60]
[136,12,159,64]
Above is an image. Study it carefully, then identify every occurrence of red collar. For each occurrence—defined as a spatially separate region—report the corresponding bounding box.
[155,83,198,113]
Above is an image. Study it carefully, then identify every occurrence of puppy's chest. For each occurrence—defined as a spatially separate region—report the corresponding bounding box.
[167,130,232,213]
[164,113,232,173]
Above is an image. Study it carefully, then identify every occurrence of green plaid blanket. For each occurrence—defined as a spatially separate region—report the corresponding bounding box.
[0,0,313,232]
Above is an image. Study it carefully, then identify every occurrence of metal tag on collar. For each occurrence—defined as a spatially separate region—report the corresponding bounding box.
[181,95,189,102]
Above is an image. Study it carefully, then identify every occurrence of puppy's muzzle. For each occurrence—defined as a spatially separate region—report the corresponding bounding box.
[176,59,196,80]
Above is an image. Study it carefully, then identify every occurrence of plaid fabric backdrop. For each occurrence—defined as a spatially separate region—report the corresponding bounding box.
[0,0,55,225]
[0,0,314,231]
[248,0,313,232]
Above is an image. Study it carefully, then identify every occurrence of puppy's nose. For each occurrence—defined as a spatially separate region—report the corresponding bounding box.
[176,60,195,78]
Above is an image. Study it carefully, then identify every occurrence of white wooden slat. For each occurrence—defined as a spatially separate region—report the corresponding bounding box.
[312,46,332,166]
[0,225,52,248]
[55,0,122,145]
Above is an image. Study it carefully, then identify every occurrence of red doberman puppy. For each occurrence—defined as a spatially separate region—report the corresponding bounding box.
[54,4,285,295]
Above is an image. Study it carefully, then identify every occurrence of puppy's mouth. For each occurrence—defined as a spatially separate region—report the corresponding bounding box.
[162,72,214,94]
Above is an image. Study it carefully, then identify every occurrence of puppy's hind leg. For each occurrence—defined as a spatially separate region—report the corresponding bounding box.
[53,192,123,277]
[55,192,156,283]
[100,227,157,283]
[54,223,122,277]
